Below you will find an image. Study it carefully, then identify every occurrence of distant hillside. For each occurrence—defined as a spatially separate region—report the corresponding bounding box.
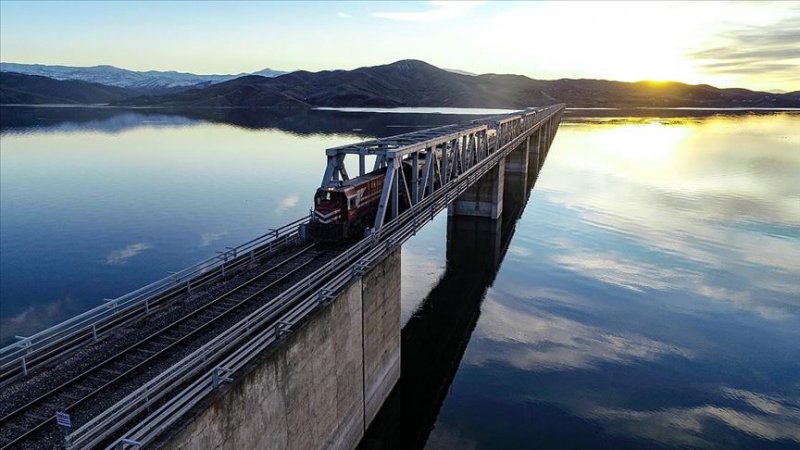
[2,60,798,108]
[0,72,135,105]
[117,60,800,109]
[0,62,288,93]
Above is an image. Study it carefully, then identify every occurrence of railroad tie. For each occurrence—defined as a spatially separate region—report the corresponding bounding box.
[87,375,107,384]
[41,401,63,411]
[101,367,123,377]
[2,422,28,434]
[24,412,48,422]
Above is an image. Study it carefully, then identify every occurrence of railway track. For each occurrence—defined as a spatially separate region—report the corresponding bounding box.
[0,230,299,388]
[0,242,338,449]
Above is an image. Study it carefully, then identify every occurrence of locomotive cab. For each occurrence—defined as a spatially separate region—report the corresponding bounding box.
[314,189,345,212]
[309,170,386,242]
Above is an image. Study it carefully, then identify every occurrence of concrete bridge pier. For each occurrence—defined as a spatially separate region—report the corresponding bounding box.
[504,138,530,210]
[528,132,541,180]
[161,250,402,450]
[447,157,505,219]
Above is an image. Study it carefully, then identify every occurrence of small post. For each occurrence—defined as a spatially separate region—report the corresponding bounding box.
[91,323,98,341]
[114,438,142,449]
[274,320,293,338]
[104,298,118,315]
[15,335,30,353]
[212,367,233,389]
[56,411,72,449]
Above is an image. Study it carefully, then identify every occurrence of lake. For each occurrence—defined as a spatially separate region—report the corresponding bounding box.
[1,106,798,449]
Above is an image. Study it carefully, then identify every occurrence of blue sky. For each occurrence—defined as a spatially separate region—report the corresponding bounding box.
[1,1,798,91]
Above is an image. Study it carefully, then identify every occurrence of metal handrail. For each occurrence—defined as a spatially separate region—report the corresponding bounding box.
[0,215,311,382]
[65,104,565,449]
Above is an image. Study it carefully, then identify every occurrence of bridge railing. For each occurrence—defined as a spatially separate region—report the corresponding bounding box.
[0,215,310,386]
[69,103,565,449]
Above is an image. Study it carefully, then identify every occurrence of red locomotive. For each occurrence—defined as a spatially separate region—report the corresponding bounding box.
[308,170,386,242]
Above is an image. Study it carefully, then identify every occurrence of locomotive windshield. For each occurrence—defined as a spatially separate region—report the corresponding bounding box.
[315,190,342,206]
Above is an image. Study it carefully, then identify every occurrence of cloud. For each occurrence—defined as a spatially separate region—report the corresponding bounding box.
[588,394,800,447]
[553,249,695,293]
[0,296,80,343]
[373,1,482,22]
[200,230,228,247]
[274,193,299,214]
[468,299,690,371]
[104,243,153,265]
[689,16,800,84]
[336,11,351,19]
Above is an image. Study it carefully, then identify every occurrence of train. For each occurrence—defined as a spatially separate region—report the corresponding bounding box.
[308,159,432,242]
[308,169,386,242]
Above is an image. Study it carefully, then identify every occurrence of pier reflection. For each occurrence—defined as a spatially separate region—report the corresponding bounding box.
[360,154,539,449]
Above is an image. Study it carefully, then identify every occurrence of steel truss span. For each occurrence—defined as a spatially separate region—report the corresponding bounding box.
[320,105,562,231]
[0,104,564,449]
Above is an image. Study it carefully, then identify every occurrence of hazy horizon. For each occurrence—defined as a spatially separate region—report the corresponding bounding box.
[1,1,798,92]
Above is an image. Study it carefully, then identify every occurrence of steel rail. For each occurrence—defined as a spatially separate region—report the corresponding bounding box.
[1,238,279,387]
[0,242,324,449]
[67,104,565,449]
[0,215,310,386]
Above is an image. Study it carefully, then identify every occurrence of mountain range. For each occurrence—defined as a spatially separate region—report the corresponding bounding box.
[2,60,799,108]
[0,62,286,93]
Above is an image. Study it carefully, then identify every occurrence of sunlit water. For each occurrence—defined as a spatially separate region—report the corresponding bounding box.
[1,107,798,449]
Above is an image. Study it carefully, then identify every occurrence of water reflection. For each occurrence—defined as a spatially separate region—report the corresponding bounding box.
[1,108,799,448]
[361,157,533,449]
[415,112,800,449]
[0,106,489,138]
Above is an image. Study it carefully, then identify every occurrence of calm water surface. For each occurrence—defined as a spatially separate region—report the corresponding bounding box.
[1,107,798,449]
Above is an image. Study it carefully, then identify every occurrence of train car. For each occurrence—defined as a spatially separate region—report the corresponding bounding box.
[309,157,438,242]
[308,170,386,242]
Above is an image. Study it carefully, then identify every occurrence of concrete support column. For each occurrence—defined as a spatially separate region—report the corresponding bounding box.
[448,157,505,219]
[505,138,529,175]
[361,248,401,428]
[529,129,541,177]
[543,120,552,159]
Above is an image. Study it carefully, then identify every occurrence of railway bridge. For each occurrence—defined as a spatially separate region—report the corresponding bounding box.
[0,104,564,449]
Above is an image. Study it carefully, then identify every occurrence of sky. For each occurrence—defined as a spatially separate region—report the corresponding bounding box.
[1,1,798,92]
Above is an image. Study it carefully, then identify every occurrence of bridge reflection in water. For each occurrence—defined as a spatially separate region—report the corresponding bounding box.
[361,145,540,450]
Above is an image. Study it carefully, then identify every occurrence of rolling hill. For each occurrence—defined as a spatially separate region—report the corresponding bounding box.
[3,60,798,108]
[0,72,136,105]
[0,62,287,93]
[117,60,800,109]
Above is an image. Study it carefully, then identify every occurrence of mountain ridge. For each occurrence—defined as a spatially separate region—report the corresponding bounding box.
[116,59,799,108]
[0,62,288,93]
[3,59,798,108]
[0,72,136,105]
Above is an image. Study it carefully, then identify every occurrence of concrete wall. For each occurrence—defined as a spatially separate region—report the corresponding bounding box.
[161,249,401,450]
[448,158,505,219]
[361,249,401,427]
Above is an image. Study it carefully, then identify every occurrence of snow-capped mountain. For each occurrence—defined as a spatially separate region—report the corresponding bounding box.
[0,63,288,92]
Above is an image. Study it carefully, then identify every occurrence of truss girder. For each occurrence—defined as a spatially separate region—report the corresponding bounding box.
[318,106,562,231]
